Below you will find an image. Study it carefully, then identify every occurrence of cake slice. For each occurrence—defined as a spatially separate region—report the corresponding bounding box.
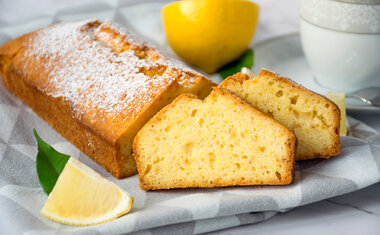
[133,87,296,190]
[219,69,341,160]
[0,20,215,178]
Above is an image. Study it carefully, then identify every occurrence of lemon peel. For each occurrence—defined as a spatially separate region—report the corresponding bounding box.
[162,0,260,73]
[41,157,133,226]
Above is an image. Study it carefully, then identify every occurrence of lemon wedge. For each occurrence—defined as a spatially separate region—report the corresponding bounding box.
[41,157,133,226]
[241,67,256,79]
[325,93,347,136]
[162,0,260,73]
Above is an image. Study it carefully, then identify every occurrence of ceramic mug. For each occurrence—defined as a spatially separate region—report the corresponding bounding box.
[300,0,380,92]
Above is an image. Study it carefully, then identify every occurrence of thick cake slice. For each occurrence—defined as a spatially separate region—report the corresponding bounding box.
[0,20,215,178]
[133,87,296,190]
[219,70,341,160]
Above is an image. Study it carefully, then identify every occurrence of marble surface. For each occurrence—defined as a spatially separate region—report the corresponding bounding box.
[1,0,379,234]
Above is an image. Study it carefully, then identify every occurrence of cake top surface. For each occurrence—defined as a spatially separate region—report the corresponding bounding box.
[15,19,203,143]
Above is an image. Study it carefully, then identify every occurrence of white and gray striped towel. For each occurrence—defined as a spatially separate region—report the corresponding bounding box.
[1,67,380,235]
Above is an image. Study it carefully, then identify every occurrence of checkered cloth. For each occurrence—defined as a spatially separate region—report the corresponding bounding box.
[1,69,380,235]
[1,0,380,234]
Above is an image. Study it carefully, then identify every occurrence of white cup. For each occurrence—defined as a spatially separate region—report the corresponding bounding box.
[300,0,380,92]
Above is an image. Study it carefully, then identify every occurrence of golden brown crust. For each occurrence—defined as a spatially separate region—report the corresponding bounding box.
[133,87,296,190]
[220,69,341,160]
[0,20,214,178]
[2,62,125,177]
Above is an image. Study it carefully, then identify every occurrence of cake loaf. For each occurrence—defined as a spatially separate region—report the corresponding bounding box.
[0,20,215,178]
[220,70,341,160]
[133,87,296,190]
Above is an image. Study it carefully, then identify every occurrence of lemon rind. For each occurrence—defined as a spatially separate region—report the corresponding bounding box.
[41,195,133,226]
[41,158,134,226]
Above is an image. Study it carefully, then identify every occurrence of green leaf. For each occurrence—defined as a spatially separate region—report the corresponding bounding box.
[219,49,254,79]
[34,129,70,195]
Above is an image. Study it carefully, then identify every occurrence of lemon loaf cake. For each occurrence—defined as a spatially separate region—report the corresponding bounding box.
[219,70,341,160]
[133,87,296,190]
[0,20,215,178]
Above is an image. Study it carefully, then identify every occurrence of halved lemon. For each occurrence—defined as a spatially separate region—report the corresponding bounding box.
[41,157,133,226]
[162,0,260,73]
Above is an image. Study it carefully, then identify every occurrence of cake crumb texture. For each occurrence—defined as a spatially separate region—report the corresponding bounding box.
[133,87,296,190]
[220,70,341,160]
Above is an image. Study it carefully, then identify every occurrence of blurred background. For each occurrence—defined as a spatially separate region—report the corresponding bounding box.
[0,0,299,44]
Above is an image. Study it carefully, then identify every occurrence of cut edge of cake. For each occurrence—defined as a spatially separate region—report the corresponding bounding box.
[133,87,297,190]
[220,69,341,160]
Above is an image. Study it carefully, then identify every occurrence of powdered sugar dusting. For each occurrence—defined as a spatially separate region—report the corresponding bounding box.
[23,20,178,140]
[100,19,144,49]
[101,19,199,77]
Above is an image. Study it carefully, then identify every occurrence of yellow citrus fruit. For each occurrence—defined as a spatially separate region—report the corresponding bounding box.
[41,157,133,226]
[325,93,347,136]
[162,0,260,74]
[241,67,256,79]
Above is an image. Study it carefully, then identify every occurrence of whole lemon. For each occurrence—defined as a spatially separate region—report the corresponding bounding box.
[162,0,260,74]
